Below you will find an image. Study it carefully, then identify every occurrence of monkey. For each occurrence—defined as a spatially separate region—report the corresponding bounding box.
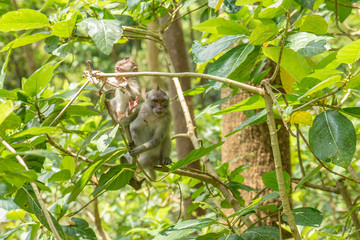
[125,87,172,180]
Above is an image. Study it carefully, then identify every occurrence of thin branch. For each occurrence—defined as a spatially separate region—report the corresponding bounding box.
[95,71,265,95]
[171,3,207,24]
[263,93,301,240]
[334,0,354,41]
[336,179,360,239]
[292,82,347,112]
[291,178,339,193]
[296,127,306,177]
[1,138,62,240]
[326,0,360,9]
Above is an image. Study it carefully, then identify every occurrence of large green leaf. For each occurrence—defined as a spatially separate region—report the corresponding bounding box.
[294,165,322,190]
[192,35,243,63]
[208,44,254,78]
[77,18,123,55]
[92,164,135,196]
[96,126,118,152]
[62,218,96,239]
[67,159,106,203]
[294,0,315,10]
[258,0,291,19]
[298,75,341,99]
[0,33,52,52]
[264,47,312,82]
[127,0,141,9]
[225,109,267,137]
[262,171,291,191]
[325,0,351,22]
[309,110,356,168]
[193,18,249,35]
[23,62,62,97]
[0,100,14,126]
[0,47,12,88]
[0,9,49,32]
[11,126,62,139]
[153,218,214,240]
[286,32,331,57]
[341,107,360,119]
[52,13,77,38]
[241,226,280,240]
[336,39,360,64]
[294,15,328,35]
[283,207,323,227]
[249,20,278,45]
[170,142,224,172]
[15,150,61,163]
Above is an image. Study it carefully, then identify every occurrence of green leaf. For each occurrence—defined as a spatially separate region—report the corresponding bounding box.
[325,0,351,22]
[299,75,341,99]
[67,159,106,203]
[294,165,322,190]
[170,142,224,172]
[294,0,315,9]
[77,18,123,55]
[61,156,76,177]
[228,47,260,82]
[235,0,258,5]
[225,109,267,137]
[283,207,323,227]
[52,13,77,38]
[0,100,14,126]
[183,85,210,96]
[208,44,254,78]
[264,47,312,82]
[336,39,360,64]
[341,107,360,119]
[192,35,243,63]
[62,218,96,239]
[0,9,49,32]
[193,18,249,35]
[52,42,75,57]
[286,32,331,57]
[249,20,278,45]
[214,94,265,115]
[258,0,291,19]
[195,96,230,119]
[92,164,135,195]
[48,170,71,182]
[0,33,52,52]
[23,62,62,97]
[96,126,118,152]
[16,150,61,163]
[262,171,291,191]
[294,15,328,35]
[241,226,280,240]
[12,126,62,139]
[309,110,356,168]
[0,47,12,88]
[127,0,141,9]
[153,218,214,240]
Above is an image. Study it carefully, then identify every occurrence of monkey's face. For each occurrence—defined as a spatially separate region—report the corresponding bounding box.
[147,89,169,116]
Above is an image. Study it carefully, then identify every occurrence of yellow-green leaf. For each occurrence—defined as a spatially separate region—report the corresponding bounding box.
[294,15,328,35]
[337,39,360,64]
[280,67,295,94]
[52,13,77,38]
[6,209,27,220]
[0,9,49,32]
[0,100,14,125]
[0,33,52,52]
[290,111,313,126]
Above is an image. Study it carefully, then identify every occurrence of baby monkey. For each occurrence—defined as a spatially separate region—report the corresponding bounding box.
[126,87,172,180]
[105,57,140,126]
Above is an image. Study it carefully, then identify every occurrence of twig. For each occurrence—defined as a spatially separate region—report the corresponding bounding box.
[337,89,351,107]
[334,0,354,41]
[291,178,339,193]
[263,93,301,240]
[171,3,207,24]
[0,138,62,240]
[95,71,265,95]
[295,125,360,184]
[327,0,360,9]
[336,179,360,239]
[296,127,306,176]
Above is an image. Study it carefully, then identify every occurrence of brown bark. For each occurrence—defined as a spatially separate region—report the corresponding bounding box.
[221,63,291,226]
[160,15,205,218]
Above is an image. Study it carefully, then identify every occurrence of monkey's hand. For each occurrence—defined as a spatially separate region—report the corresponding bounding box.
[129,145,145,157]
[127,96,140,115]
[128,141,136,149]
[159,157,172,166]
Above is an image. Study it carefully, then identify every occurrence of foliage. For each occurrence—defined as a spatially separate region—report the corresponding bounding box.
[0,0,360,239]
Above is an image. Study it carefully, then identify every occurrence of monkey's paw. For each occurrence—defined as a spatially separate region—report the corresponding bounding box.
[129,146,143,157]
[160,157,172,166]
[128,141,136,149]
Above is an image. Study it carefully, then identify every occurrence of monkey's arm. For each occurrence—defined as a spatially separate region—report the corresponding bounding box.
[126,79,140,97]
[129,124,167,156]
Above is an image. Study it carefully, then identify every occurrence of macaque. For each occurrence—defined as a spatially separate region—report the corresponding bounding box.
[105,57,140,126]
[127,87,172,180]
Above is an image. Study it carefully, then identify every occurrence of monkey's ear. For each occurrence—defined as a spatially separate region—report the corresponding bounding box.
[124,56,130,60]
[132,66,138,72]
[156,85,160,90]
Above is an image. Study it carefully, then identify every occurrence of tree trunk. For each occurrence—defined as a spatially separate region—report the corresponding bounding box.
[160,15,205,218]
[221,63,291,226]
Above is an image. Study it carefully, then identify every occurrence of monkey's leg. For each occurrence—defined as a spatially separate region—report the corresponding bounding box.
[124,125,135,147]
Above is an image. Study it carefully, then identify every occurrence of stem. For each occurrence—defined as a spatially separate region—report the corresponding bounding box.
[263,94,301,240]
[1,138,62,240]
[95,71,265,95]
